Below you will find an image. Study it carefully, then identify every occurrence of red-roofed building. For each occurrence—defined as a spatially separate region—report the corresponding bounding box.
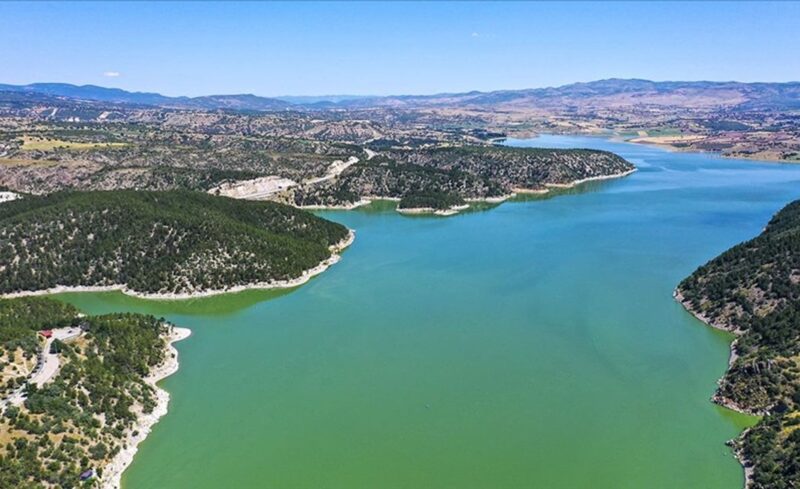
[39,330,53,339]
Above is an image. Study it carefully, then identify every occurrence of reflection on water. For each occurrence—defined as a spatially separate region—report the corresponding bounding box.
[56,287,297,317]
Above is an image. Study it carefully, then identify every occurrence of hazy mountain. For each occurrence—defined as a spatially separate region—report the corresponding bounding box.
[2,79,799,112]
[0,82,292,111]
[275,95,374,104]
[333,79,800,110]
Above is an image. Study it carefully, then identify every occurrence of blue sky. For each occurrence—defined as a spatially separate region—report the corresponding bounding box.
[1,1,798,97]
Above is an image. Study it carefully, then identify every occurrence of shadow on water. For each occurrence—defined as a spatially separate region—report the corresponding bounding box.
[510,178,622,203]
[54,286,298,317]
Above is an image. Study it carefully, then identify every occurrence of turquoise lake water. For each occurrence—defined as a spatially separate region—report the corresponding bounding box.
[59,136,800,488]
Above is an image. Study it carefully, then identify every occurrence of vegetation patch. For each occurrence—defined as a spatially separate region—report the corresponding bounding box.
[20,136,128,152]
[398,192,465,210]
[0,296,172,488]
[290,147,633,208]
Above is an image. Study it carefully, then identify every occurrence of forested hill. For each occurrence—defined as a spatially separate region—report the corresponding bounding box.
[290,146,634,208]
[677,200,800,489]
[0,191,350,296]
[0,296,175,487]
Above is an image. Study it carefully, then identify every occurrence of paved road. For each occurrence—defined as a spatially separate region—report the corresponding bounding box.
[1,327,82,409]
[31,327,81,387]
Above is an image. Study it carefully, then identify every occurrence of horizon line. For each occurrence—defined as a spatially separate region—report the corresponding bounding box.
[4,77,800,101]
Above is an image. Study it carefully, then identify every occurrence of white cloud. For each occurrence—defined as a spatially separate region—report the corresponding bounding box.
[471,32,480,38]
[103,71,121,78]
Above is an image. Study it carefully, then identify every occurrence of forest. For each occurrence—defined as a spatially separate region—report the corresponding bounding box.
[0,296,172,488]
[287,147,634,208]
[398,192,466,210]
[0,190,350,296]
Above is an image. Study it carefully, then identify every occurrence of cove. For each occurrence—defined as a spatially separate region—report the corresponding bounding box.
[56,135,800,489]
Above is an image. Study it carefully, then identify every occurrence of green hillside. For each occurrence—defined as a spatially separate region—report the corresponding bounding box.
[0,191,350,296]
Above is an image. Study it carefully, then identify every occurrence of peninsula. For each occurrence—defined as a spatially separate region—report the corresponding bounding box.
[285,146,634,212]
[0,190,353,299]
[0,296,190,488]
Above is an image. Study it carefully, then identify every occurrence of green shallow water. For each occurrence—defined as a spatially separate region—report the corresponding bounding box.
[56,135,800,489]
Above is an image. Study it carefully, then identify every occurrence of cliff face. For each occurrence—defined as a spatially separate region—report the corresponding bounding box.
[677,200,800,489]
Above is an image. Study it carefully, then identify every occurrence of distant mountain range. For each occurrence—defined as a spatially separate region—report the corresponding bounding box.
[2,79,799,112]
[0,82,292,111]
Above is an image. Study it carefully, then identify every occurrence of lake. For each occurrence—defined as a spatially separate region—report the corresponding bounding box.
[58,135,800,488]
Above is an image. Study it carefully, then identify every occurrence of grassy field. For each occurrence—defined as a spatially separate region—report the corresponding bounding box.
[21,136,128,151]
[619,127,684,138]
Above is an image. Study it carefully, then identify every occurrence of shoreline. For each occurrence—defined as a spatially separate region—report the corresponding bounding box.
[544,168,638,189]
[2,230,355,301]
[513,132,794,164]
[300,168,635,214]
[299,199,373,210]
[673,289,757,489]
[100,326,192,489]
[397,204,470,216]
[511,187,550,195]
[466,194,515,204]
[673,289,761,414]
[622,136,796,164]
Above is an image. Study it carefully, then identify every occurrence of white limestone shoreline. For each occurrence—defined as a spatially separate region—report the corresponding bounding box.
[2,230,355,301]
[544,168,638,188]
[465,194,515,204]
[397,204,470,216]
[299,199,372,210]
[303,194,514,212]
[99,326,192,489]
[511,187,550,195]
[296,167,635,215]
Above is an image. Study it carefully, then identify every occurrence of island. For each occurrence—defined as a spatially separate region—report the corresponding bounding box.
[0,190,353,299]
[676,200,800,489]
[0,296,190,488]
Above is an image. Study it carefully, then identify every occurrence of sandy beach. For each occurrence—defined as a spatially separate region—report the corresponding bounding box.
[99,326,192,489]
[3,230,355,301]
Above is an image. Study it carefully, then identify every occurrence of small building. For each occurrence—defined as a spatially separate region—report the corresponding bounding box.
[79,469,94,481]
[39,330,53,339]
